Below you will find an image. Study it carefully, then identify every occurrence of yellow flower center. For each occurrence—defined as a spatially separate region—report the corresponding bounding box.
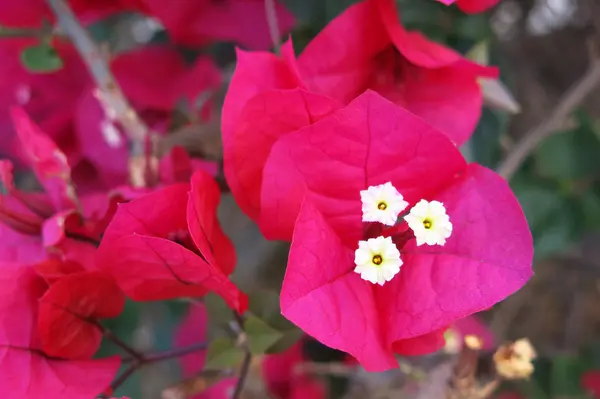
[377,202,387,210]
[423,219,432,229]
[372,254,383,265]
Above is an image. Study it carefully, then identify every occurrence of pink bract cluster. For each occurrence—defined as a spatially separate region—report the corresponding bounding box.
[0,0,530,396]
[222,0,532,372]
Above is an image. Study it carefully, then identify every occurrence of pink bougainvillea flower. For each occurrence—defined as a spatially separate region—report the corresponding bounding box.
[75,45,222,187]
[159,146,219,185]
[38,270,125,359]
[0,40,88,163]
[138,0,295,50]
[438,0,501,14]
[173,302,238,399]
[0,0,141,28]
[222,0,498,184]
[582,370,600,398]
[11,106,80,211]
[96,169,246,312]
[294,0,497,145]
[0,110,121,266]
[266,92,534,371]
[175,302,208,377]
[0,262,121,398]
[262,339,326,399]
[453,315,495,348]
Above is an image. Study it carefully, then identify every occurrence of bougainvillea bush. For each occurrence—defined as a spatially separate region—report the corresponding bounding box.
[0,0,553,397]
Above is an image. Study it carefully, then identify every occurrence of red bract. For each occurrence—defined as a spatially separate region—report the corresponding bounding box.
[266,92,533,371]
[75,46,222,187]
[0,263,120,398]
[0,110,120,266]
[583,371,600,398]
[96,169,247,312]
[159,146,219,185]
[0,0,141,28]
[452,315,495,349]
[138,0,295,50]
[11,107,80,212]
[0,40,88,163]
[262,340,326,399]
[174,303,238,399]
[222,0,497,177]
[438,0,501,14]
[175,303,208,377]
[38,270,125,359]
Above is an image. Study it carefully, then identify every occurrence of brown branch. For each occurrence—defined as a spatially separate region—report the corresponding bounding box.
[97,324,144,362]
[232,349,252,399]
[497,41,600,180]
[45,0,154,187]
[264,0,281,55]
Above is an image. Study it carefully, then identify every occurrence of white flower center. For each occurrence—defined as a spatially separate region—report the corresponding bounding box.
[354,236,402,285]
[404,199,452,246]
[360,182,408,226]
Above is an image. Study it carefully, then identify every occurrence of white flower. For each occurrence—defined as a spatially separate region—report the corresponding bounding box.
[360,182,408,226]
[354,236,402,285]
[404,199,452,246]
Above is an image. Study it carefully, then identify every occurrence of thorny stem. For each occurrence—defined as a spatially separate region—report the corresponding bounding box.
[264,0,281,55]
[45,0,155,187]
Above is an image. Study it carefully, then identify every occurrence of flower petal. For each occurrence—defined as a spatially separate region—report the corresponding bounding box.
[281,200,397,371]
[260,91,466,242]
[378,164,533,342]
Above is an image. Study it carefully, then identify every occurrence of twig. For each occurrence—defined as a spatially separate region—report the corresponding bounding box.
[497,41,600,180]
[143,341,208,363]
[110,362,139,393]
[98,324,144,362]
[230,311,251,399]
[264,0,281,55]
[232,350,252,399]
[45,0,154,187]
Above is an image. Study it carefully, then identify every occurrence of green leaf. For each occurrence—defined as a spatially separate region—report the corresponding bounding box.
[265,328,303,354]
[205,337,244,369]
[579,184,600,232]
[534,111,600,181]
[20,43,64,73]
[511,179,578,259]
[247,290,303,354]
[244,314,284,355]
[204,293,233,327]
[248,290,294,330]
[550,354,586,397]
[468,108,507,168]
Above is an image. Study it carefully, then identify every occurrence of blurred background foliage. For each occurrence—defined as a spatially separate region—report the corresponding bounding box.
[12,0,600,397]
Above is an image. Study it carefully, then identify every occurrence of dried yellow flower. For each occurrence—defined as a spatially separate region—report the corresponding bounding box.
[493,338,537,380]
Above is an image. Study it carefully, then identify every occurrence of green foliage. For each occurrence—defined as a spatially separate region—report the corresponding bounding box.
[247,290,303,354]
[511,175,579,259]
[534,112,600,181]
[205,337,245,369]
[244,314,284,355]
[20,42,63,73]
[513,355,594,399]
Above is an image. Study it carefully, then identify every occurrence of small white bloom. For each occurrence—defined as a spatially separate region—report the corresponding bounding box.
[354,236,402,285]
[360,182,408,226]
[404,199,452,246]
